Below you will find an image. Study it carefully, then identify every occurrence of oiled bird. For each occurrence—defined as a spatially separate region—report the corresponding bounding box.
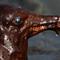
[0,4,60,60]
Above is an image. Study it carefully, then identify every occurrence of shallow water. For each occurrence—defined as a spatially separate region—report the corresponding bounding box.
[28,52,60,60]
[28,55,54,60]
[28,54,60,60]
[28,31,60,60]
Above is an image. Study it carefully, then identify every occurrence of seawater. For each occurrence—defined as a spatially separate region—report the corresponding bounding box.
[28,54,60,60]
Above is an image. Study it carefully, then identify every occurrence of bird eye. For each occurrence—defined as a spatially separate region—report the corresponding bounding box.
[15,16,23,25]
